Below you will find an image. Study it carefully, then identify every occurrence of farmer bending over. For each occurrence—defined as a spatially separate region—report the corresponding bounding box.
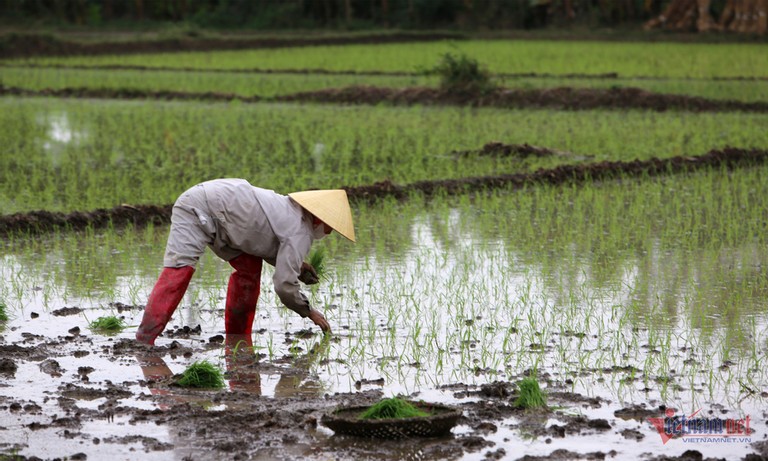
[135,178,355,345]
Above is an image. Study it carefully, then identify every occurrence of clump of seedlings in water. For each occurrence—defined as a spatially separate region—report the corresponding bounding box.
[359,397,430,420]
[176,360,225,389]
[88,315,126,333]
[514,376,547,409]
[0,301,8,322]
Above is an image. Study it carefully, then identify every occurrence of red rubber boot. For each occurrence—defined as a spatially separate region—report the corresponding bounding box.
[136,266,195,345]
[225,254,263,335]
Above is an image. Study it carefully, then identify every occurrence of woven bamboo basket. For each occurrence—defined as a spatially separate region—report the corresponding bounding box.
[321,401,461,439]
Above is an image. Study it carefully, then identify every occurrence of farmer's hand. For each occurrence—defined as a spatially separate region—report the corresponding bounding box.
[308,308,331,334]
[299,262,319,285]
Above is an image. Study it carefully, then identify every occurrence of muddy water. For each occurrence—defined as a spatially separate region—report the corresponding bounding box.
[1,199,766,460]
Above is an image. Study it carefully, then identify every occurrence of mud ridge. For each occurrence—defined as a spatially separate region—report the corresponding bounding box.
[276,85,768,113]
[0,204,172,237]
[3,84,766,113]
[0,63,618,79]
[0,32,464,59]
[8,63,768,82]
[344,147,768,202]
[452,142,576,159]
[1,147,765,237]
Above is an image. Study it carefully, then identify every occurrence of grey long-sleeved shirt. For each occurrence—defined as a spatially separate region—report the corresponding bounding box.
[169,179,316,317]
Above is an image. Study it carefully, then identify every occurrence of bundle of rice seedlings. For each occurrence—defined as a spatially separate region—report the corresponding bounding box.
[88,315,126,333]
[359,397,430,420]
[176,360,225,389]
[308,246,327,279]
[0,302,8,322]
[514,376,547,409]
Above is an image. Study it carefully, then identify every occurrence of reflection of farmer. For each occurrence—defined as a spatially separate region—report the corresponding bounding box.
[225,334,262,394]
[224,333,327,397]
[136,179,356,345]
[274,336,329,398]
[135,354,180,410]
[136,334,328,398]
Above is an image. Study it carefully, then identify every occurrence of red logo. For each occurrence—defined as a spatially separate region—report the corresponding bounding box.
[648,408,751,444]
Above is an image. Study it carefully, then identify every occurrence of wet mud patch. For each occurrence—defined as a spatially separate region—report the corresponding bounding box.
[52,306,83,317]
[1,324,765,460]
[2,147,767,237]
[615,404,664,421]
[0,358,17,377]
[518,449,618,460]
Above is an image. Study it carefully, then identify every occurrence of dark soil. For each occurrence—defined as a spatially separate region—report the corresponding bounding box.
[452,142,577,159]
[1,147,766,237]
[0,330,597,460]
[276,85,768,113]
[11,63,767,81]
[2,84,767,113]
[0,32,464,59]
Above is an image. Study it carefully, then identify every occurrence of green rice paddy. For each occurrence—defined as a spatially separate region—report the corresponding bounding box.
[1,97,766,214]
[0,38,766,451]
[7,40,767,78]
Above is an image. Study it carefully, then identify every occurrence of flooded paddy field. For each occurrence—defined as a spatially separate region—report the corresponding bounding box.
[2,33,768,460]
[2,169,768,460]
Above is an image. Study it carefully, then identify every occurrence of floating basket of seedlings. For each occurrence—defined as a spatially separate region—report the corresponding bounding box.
[321,397,461,439]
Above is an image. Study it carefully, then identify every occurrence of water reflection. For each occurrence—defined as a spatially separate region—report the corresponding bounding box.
[223,334,262,394]
[3,191,767,413]
[136,334,329,404]
[40,112,87,158]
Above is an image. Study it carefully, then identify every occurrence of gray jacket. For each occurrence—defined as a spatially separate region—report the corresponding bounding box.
[164,178,316,317]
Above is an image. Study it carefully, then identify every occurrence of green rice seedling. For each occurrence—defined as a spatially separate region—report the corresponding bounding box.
[88,315,126,333]
[5,65,768,102]
[0,301,8,322]
[3,97,768,214]
[359,397,430,420]
[0,67,437,98]
[176,360,225,389]
[15,40,768,79]
[514,376,547,409]
[308,246,327,279]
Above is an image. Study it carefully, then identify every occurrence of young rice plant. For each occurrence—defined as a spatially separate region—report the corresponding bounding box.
[514,376,547,409]
[359,397,430,420]
[88,315,126,333]
[176,360,225,389]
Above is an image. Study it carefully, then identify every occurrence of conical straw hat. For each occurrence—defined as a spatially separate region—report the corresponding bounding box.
[289,189,356,242]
